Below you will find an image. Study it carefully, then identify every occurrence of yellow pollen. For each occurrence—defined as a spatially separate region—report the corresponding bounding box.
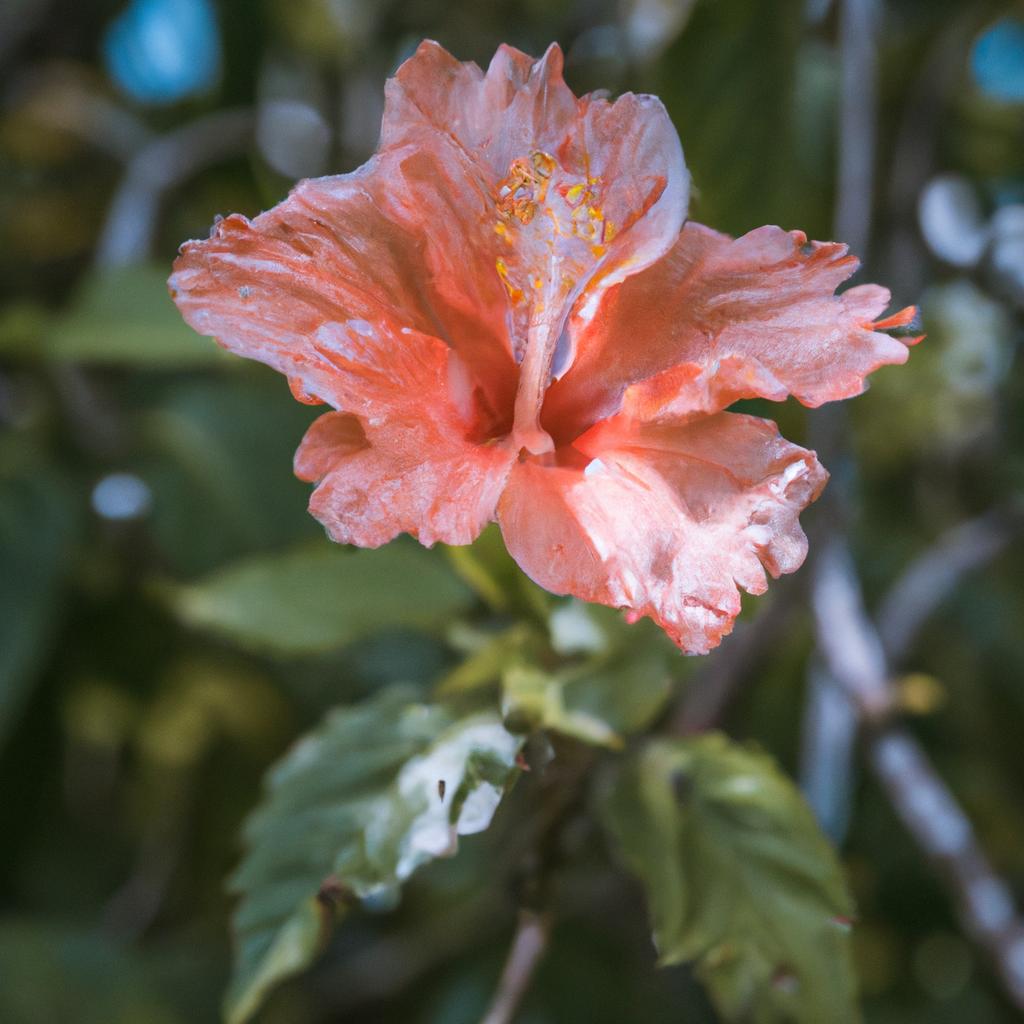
[495,258,525,304]
[495,151,557,225]
[531,151,556,177]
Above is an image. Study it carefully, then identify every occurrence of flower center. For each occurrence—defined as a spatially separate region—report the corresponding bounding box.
[495,150,555,225]
[493,150,617,455]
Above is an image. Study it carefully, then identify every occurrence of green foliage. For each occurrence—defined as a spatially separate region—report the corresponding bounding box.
[445,524,550,618]
[0,459,78,746]
[854,279,1014,466]
[438,600,678,748]
[164,542,474,655]
[137,376,320,574]
[503,664,623,747]
[226,685,522,1023]
[553,607,681,738]
[657,0,810,236]
[0,920,183,1024]
[600,734,859,1024]
[501,612,676,747]
[36,265,226,366]
[3,1,1023,1021]
[0,302,50,354]
[436,622,540,696]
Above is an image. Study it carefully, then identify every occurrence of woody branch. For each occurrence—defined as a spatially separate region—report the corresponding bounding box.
[804,0,1024,1008]
[812,539,1024,1008]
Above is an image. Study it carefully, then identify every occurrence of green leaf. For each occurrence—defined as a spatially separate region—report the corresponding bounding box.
[226,686,522,1024]
[0,463,78,746]
[138,377,320,575]
[435,622,538,696]
[501,645,674,750]
[163,542,474,655]
[600,734,859,1024]
[657,0,809,236]
[558,609,679,738]
[499,603,677,747]
[40,264,225,366]
[0,920,183,1024]
[503,664,623,747]
[0,302,50,354]
[560,650,674,738]
[444,524,550,618]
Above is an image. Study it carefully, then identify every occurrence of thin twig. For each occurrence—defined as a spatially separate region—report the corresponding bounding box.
[95,107,255,268]
[833,0,879,256]
[799,660,859,841]
[797,0,883,839]
[798,532,882,840]
[474,744,593,1024]
[876,499,1024,665]
[49,364,126,457]
[664,0,1024,1005]
[18,81,155,161]
[57,109,254,458]
[811,541,892,720]
[813,537,1024,1009]
[810,7,1024,984]
[479,911,551,1024]
[100,829,181,940]
[869,730,1024,1001]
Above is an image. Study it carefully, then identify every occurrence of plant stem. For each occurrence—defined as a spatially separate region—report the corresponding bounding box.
[479,910,551,1024]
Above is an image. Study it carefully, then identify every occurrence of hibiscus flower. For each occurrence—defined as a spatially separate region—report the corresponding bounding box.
[169,41,919,654]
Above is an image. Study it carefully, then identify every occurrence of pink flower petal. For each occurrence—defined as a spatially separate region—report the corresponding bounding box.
[383,41,688,454]
[289,337,514,547]
[382,41,577,178]
[498,411,827,654]
[168,41,920,650]
[170,160,517,426]
[171,185,517,546]
[303,425,513,549]
[543,222,921,441]
[293,411,367,482]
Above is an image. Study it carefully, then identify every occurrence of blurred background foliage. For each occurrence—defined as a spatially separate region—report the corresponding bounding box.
[1,0,1024,1021]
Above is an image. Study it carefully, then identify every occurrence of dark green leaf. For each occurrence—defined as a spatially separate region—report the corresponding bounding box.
[41,264,226,366]
[600,734,859,1024]
[163,541,474,655]
[138,376,319,574]
[226,686,522,1023]
[500,603,677,747]
[444,524,550,618]
[0,920,183,1024]
[503,664,623,747]
[436,623,538,696]
[0,463,78,746]
[657,0,809,236]
[557,607,679,737]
